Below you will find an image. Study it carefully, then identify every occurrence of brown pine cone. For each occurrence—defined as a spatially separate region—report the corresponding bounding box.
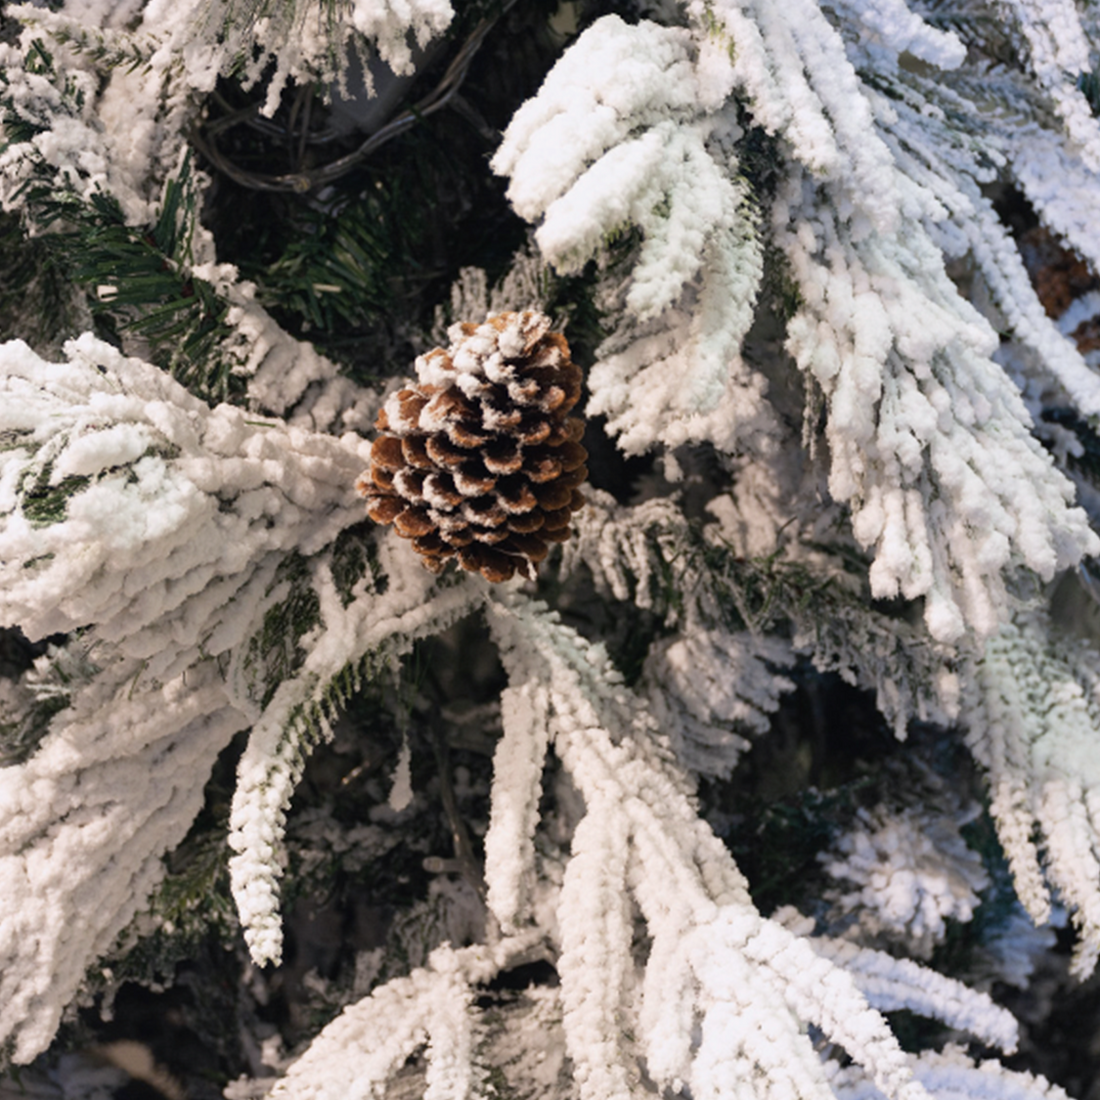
[357,311,588,583]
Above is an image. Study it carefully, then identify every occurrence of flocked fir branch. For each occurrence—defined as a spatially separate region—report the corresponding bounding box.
[958,609,1100,978]
[0,332,376,1061]
[482,590,1020,1100]
[492,15,776,458]
[4,0,1100,1098]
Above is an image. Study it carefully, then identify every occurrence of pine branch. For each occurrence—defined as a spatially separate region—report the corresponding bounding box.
[228,555,483,965]
[0,334,374,1063]
[564,489,956,745]
[478,590,1014,1100]
[12,158,240,402]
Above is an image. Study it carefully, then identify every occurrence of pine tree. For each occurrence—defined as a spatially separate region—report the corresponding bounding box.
[3,1,1100,1098]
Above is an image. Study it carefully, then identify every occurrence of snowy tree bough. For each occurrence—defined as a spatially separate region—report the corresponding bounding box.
[3,0,1100,1097]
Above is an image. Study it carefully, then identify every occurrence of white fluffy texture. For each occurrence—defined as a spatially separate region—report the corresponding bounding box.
[826,0,967,69]
[960,612,1100,977]
[412,311,564,402]
[644,626,795,778]
[777,168,1098,643]
[0,335,388,1063]
[193,268,375,432]
[4,0,452,225]
[496,1,1100,646]
[54,0,147,28]
[536,117,736,319]
[995,0,1100,172]
[0,335,367,648]
[0,335,411,1061]
[494,16,773,456]
[0,661,247,1066]
[560,488,684,609]
[821,807,990,956]
[557,796,638,1100]
[481,592,1025,1100]
[706,453,964,739]
[773,909,1016,1052]
[0,22,367,432]
[567,486,958,744]
[868,76,1100,419]
[588,206,775,456]
[6,0,1100,1090]
[688,0,907,231]
[827,1046,1072,1100]
[492,19,700,225]
[347,0,454,77]
[1009,125,1100,278]
[484,680,553,932]
[229,546,480,964]
[562,487,798,776]
[225,296,367,430]
[269,938,533,1100]
[0,31,160,226]
[135,0,453,117]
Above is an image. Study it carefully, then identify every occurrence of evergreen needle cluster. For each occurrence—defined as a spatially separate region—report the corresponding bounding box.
[2,1,1100,1099]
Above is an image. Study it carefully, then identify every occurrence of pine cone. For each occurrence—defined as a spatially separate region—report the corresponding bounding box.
[357,311,587,583]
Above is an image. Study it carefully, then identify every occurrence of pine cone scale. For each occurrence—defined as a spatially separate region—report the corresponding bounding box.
[424,436,466,468]
[394,507,434,538]
[358,311,588,582]
[370,436,405,469]
[497,479,539,513]
[401,436,434,468]
[453,468,496,496]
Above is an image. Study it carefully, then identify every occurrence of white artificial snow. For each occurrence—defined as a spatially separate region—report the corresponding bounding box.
[821,807,990,955]
[561,486,799,779]
[777,164,1098,641]
[0,5,202,225]
[480,591,1025,1100]
[412,311,558,396]
[645,625,795,778]
[493,18,700,223]
[0,334,380,1061]
[388,733,414,812]
[134,0,453,118]
[494,16,774,457]
[827,1045,1072,1100]
[996,0,1100,172]
[49,422,155,480]
[1010,125,1100,277]
[349,0,454,76]
[862,76,1100,422]
[228,543,480,965]
[484,680,552,932]
[497,2,1100,646]
[4,0,1100,1093]
[960,612,1100,977]
[268,937,535,1100]
[828,0,967,69]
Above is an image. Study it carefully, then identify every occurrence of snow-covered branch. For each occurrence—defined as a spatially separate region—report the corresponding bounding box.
[0,334,391,1059]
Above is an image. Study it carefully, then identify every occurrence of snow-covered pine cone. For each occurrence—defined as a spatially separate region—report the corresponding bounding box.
[357,311,588,583]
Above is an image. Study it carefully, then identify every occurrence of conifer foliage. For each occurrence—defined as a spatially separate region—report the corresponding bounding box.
[2,1,1100,1099]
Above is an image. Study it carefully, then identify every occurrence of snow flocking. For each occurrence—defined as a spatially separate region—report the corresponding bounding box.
[494,9,1099,646]
[3,0,1100,1098]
